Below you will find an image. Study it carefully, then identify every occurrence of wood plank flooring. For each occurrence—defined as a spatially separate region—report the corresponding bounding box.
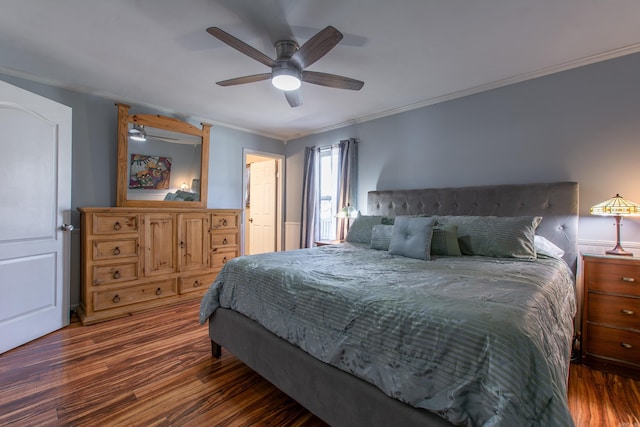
[1,299,638,426]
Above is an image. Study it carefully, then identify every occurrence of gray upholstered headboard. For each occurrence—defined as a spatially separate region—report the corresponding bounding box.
[367,182,579,272]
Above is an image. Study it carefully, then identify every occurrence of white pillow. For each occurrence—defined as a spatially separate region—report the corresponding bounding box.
[534,235,565,259]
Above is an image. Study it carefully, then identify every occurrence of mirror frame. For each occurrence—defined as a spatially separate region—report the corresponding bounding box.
[115,103,211,208]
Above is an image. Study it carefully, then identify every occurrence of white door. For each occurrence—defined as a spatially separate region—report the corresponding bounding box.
[0,80,72,354]
[249,159,276,255]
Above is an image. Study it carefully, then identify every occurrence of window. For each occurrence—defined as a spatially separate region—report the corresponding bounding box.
[318,147,339,240]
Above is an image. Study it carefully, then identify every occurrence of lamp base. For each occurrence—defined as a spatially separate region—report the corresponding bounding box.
[606,245,634,257]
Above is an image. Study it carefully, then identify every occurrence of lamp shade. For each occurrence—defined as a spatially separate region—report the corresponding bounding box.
[590,194,640,216]
[590,194,640,256]
[336,205,358,219]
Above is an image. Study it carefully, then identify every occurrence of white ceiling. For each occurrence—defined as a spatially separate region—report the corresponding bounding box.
[2,0,640,141]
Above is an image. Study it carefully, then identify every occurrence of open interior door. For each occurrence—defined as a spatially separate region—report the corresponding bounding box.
[0,80,72,353]
[248,159,277,255]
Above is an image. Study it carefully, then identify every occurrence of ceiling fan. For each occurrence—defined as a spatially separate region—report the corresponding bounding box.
[206,25,364,107]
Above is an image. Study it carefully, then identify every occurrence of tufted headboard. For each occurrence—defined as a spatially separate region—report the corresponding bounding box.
[367,182,579,273]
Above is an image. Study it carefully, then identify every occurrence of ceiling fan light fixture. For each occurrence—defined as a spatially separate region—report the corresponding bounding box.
[129,124,147,142]
[272,67,301,91]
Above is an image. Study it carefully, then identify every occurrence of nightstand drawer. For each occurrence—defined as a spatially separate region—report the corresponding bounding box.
[586,324,640,364]
[585,261,639,295]
[588,293,640,329]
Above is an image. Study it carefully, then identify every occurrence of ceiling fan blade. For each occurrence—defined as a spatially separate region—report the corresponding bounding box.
[148,135,178,141]
[207,27,277,68]
[285,90,303,108]
[216,73,271,87]
[291,26,343,69]
[302,71,364,90]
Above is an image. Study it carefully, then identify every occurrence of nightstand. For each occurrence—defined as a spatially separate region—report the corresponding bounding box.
[315,240,342,246]
[581,254,640,379]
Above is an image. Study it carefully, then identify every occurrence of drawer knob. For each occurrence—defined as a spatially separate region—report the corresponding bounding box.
[113,247,121,256]
[621,276,635,283]
[156,287,162,296]
[621,309,635,316]
[193,280,200,288]
[113,294,120,303]
[113,270,121,279]
[114,222,122,230]
[222,256,228,264]
[223,238,228,245]
[620,342,633,349]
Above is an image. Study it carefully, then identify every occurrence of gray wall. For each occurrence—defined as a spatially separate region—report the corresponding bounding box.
[0,72,283,307]
[285,52,640,246]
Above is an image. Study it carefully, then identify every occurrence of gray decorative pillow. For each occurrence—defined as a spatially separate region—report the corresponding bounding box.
[431,224,462,256]
[370,224,394,250]
[388,216,435,260]
[345,214,383,244]
[434,215,541,259]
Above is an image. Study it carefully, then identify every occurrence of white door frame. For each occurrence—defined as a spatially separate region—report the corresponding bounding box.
[242,149,284,255]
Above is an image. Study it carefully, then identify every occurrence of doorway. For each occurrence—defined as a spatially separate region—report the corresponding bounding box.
[243,149,284,255]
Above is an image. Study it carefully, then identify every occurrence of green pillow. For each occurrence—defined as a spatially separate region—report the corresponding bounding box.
[370,224,394,250]
[434,216,541,259]
[431,225,462,256]
[345,214,383,244]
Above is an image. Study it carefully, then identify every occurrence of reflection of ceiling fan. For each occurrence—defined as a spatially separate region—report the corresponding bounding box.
[207,26,364,107]
[128,125,179,143]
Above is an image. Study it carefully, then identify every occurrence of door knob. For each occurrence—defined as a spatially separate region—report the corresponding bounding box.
[249,218,253,223]
[60,224,74,232]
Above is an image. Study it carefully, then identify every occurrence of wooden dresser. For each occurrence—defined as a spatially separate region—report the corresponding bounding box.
[78,207,240,325]
[582,254,640,379]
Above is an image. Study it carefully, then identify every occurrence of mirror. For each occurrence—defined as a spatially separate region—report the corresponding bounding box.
[116,103,210,208]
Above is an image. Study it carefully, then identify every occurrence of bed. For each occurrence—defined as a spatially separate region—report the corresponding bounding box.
[200,182,578,427]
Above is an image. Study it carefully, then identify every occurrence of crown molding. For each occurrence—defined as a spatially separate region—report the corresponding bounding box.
[295,43,640,140]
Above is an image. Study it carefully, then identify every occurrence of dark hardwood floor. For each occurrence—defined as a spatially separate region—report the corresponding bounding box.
[1,299,638,426]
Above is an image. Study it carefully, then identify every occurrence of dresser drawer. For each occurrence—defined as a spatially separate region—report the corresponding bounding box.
[93,238,138,260]
[586,324,640,365]
[211,232,238,247]
[211,213,238,230]
[179,272,218,294]
[585,261,640,295]
[211,250,237,269]
[93,261,138,285]
[93,279,177,311]
[588,293,640,329]
[93,214,138,234]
